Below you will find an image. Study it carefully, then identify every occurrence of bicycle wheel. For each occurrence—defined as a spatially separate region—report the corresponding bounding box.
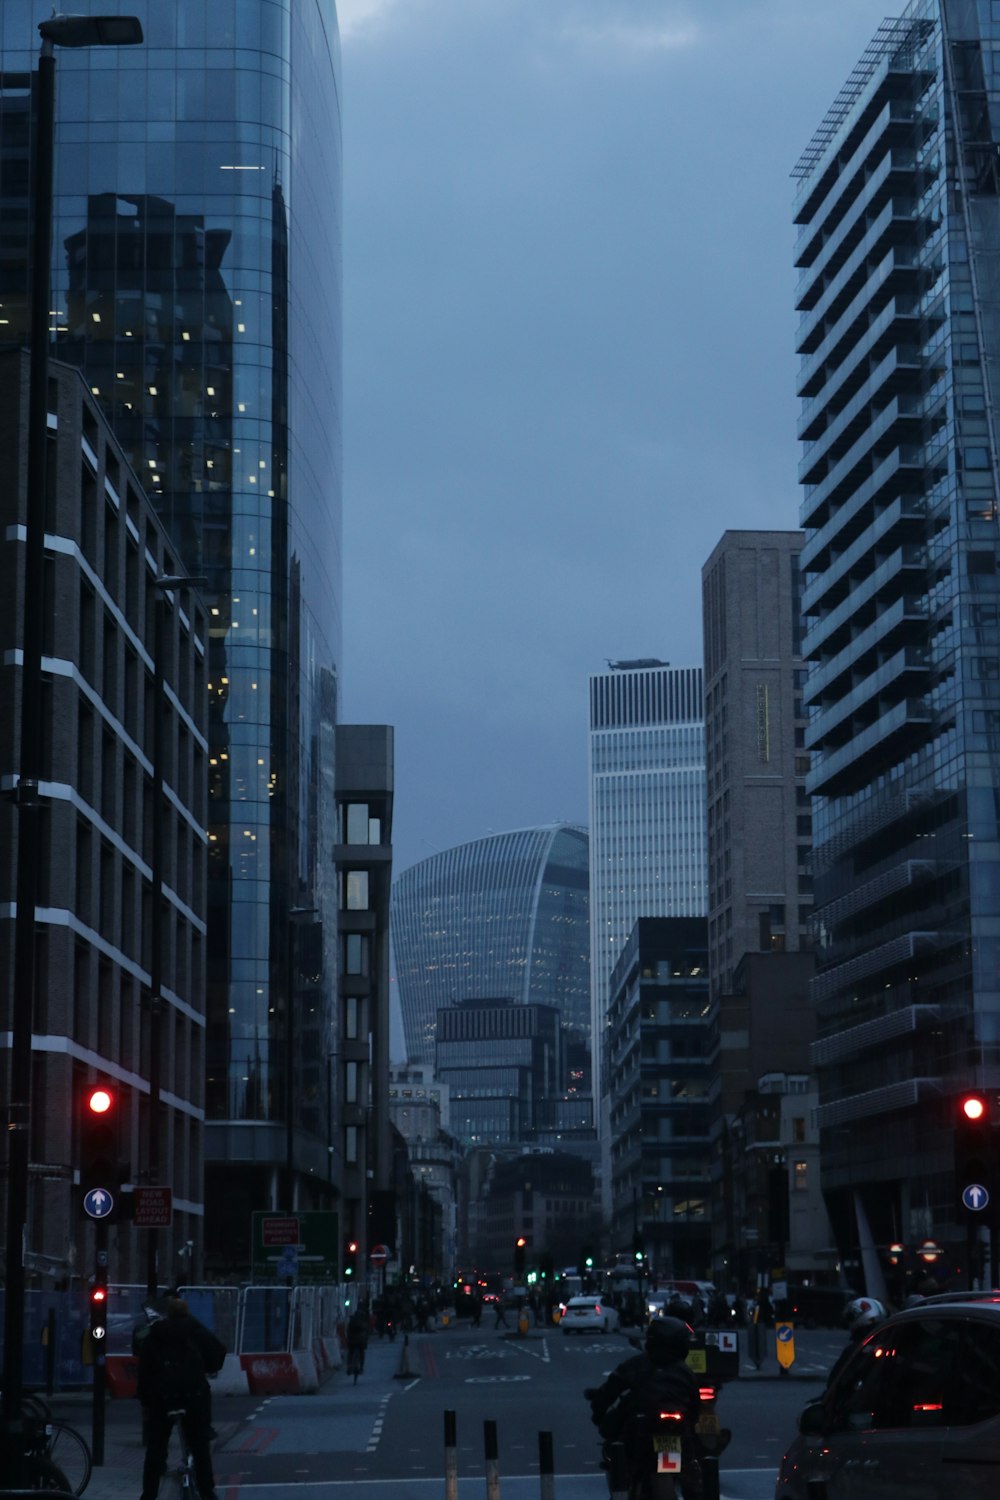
[23,1452,72,1491]
[45,1419,93,1495]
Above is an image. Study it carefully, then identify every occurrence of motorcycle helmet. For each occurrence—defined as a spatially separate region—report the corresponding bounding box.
[843,1296,886,1333]
[645,1315,692,1361]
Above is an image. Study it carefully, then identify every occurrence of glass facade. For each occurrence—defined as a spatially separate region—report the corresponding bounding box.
[392,825,591,1091]
[588,664,707,1104]
[795,0,1000,1264]
[0,1,342,1256]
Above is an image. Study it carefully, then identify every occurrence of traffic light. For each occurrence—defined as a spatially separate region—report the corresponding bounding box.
[954,1091,997,1220]
[79,1082,119,1195]
[343,1237,358,1279]
[632,1231,644,1265]
[514,1235,527,1278]
[90,1262,108,1342]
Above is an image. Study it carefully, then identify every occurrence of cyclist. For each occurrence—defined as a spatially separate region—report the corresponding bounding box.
[346,1302,370,1377]
[137,1295,225,1500]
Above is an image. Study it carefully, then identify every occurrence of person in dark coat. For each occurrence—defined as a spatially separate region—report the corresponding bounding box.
[137,1296,225,1500]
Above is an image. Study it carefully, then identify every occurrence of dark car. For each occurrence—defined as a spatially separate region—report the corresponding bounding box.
[776,1295,1000,1498]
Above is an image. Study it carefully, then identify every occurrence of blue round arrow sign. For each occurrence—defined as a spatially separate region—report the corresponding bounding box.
[83,1187,115,1219]
[962,1183,990,1212]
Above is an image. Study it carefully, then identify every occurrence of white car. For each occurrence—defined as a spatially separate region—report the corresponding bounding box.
[561,1296,619,1334]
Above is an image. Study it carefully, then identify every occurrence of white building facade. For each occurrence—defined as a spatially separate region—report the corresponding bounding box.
[587,662,708,1105]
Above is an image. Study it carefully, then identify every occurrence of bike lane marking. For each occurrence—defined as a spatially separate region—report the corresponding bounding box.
[367,1392,394,1453]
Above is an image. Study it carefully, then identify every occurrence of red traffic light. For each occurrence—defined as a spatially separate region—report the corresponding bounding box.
[86,1086,114,1114]
[962,1094,987,1122]
[347,1239,358,1254]
[516,1236,527,1248]
[90,1287,106,1303]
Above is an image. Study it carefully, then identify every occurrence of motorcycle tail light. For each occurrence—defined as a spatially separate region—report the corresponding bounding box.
[698,1386,716,1402]
[658,1411,684,1422]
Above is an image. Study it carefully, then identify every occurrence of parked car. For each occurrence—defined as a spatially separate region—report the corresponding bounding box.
[776,1296,1000,1498]
[560,1296,620,1334]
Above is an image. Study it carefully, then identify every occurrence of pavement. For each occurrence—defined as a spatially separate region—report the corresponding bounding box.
[7,1390,246,1500]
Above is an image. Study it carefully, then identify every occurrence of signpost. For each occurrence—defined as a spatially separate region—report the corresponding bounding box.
[133,1186,173,1228]
[369,1243,389,1267]
[250,1210,339,1282]
[775,1320,795,1374]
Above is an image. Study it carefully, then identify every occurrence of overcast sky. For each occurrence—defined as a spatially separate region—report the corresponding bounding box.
[338,0,894,878]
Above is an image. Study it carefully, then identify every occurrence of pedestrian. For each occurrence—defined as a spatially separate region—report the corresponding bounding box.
[494,1294,509,1330]
[136,1295,225,1500]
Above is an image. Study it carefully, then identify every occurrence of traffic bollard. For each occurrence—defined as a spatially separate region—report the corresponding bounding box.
[701,1453,721,1500]
[538,1430,555,1500]
[608,1441,628,1500]
[444,1409,458,1500]
[485,1418,501,1500]
[806,1483,829,1500]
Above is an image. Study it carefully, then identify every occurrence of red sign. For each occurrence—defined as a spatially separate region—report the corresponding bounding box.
[369,1243,389,1266]
[133,1187,173,1228]
[261,1216,300,1247]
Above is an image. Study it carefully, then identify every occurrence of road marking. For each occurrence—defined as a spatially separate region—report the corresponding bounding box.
[464,1374,532,1383]
[367,1393,393,1453]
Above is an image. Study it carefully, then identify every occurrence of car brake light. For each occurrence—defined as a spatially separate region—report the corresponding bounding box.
[913,1403,943,1412]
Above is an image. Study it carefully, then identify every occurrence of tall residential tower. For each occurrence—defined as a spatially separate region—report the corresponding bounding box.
[795,1,1000,1273]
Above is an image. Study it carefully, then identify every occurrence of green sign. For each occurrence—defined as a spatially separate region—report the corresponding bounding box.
[250,1210,340,1282]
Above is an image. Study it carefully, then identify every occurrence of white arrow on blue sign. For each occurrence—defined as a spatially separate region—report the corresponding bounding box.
[962,1183,990,1212]
[83,1187,115,1219]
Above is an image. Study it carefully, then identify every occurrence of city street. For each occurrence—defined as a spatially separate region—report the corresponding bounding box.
[167,1322,842,1498]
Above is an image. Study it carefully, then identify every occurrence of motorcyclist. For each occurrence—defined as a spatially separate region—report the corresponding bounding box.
[586,1316,702,1496]
[826,1297,887,1390]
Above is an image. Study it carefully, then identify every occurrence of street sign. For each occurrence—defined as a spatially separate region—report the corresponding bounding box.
[370,1243,389,1266]
[775,1320,795,1371]
[962,1183,990,1212]
[133,1186,173,1227]
[251,1210,339,1282]
[83,1187,114,1219]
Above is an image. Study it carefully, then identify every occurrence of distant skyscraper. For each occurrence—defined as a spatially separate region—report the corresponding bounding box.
[795,2,1000,1273]
[701,532,812,1000]
[587,662,706,1102]
[392,824,591,1091]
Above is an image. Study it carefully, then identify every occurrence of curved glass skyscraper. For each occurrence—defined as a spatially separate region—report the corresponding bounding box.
[0,2,342,1268]
[392,825,591,1085]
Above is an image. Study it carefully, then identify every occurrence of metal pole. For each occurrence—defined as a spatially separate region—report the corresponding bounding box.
[701,1453,721,1500]
[444,1409,458,1500]
[484,1417,500,1500]
[608,1441,629,1500]
[1,39,55,1486]
[538,1430,555,1500]
[92,1223,108,1467]
[286,917,295,1208]
[146,588,165,1300]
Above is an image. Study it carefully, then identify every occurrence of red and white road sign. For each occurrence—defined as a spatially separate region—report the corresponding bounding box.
[369,1243,390,1266]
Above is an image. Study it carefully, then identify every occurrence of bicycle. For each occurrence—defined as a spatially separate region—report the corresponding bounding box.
[22,1405,92,1495]
[346,1343,365,1384]
[161,1406,203,1497]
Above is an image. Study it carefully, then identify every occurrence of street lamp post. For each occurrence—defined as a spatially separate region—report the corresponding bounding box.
[146,575,204,1301]
[1,16,143,1481]
[286,907,318,1211]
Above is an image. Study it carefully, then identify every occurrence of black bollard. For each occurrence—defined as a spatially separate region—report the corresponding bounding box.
[444,1409,458,1500]
[807,1482,830,1500]
[608,1440,628,1500]
[485,1417,501,1500]
[538,1429,555,1500]
[701,1453,721,1500]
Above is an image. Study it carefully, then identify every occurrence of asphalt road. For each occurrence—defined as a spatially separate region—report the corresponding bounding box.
[195,1321,847,1498]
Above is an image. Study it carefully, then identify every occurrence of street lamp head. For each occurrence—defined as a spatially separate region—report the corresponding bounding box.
[154,574,207,590]
[39,15,144,49]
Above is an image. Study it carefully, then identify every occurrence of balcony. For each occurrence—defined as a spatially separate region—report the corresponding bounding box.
[801,491,926,598]
[805,644,930,749]
[800,358,923,487]
[802,542,927,660]
[806,695,934,797]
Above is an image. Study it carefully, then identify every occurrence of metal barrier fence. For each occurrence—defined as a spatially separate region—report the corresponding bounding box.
[0,1281,349,1387]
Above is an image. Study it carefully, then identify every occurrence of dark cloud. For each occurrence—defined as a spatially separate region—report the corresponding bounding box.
[340,0,891,873]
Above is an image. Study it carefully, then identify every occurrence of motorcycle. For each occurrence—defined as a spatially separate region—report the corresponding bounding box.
[602,1381,728,1500]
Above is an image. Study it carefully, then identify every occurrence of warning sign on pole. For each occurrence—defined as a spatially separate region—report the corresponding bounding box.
[775,1320,795,1372]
